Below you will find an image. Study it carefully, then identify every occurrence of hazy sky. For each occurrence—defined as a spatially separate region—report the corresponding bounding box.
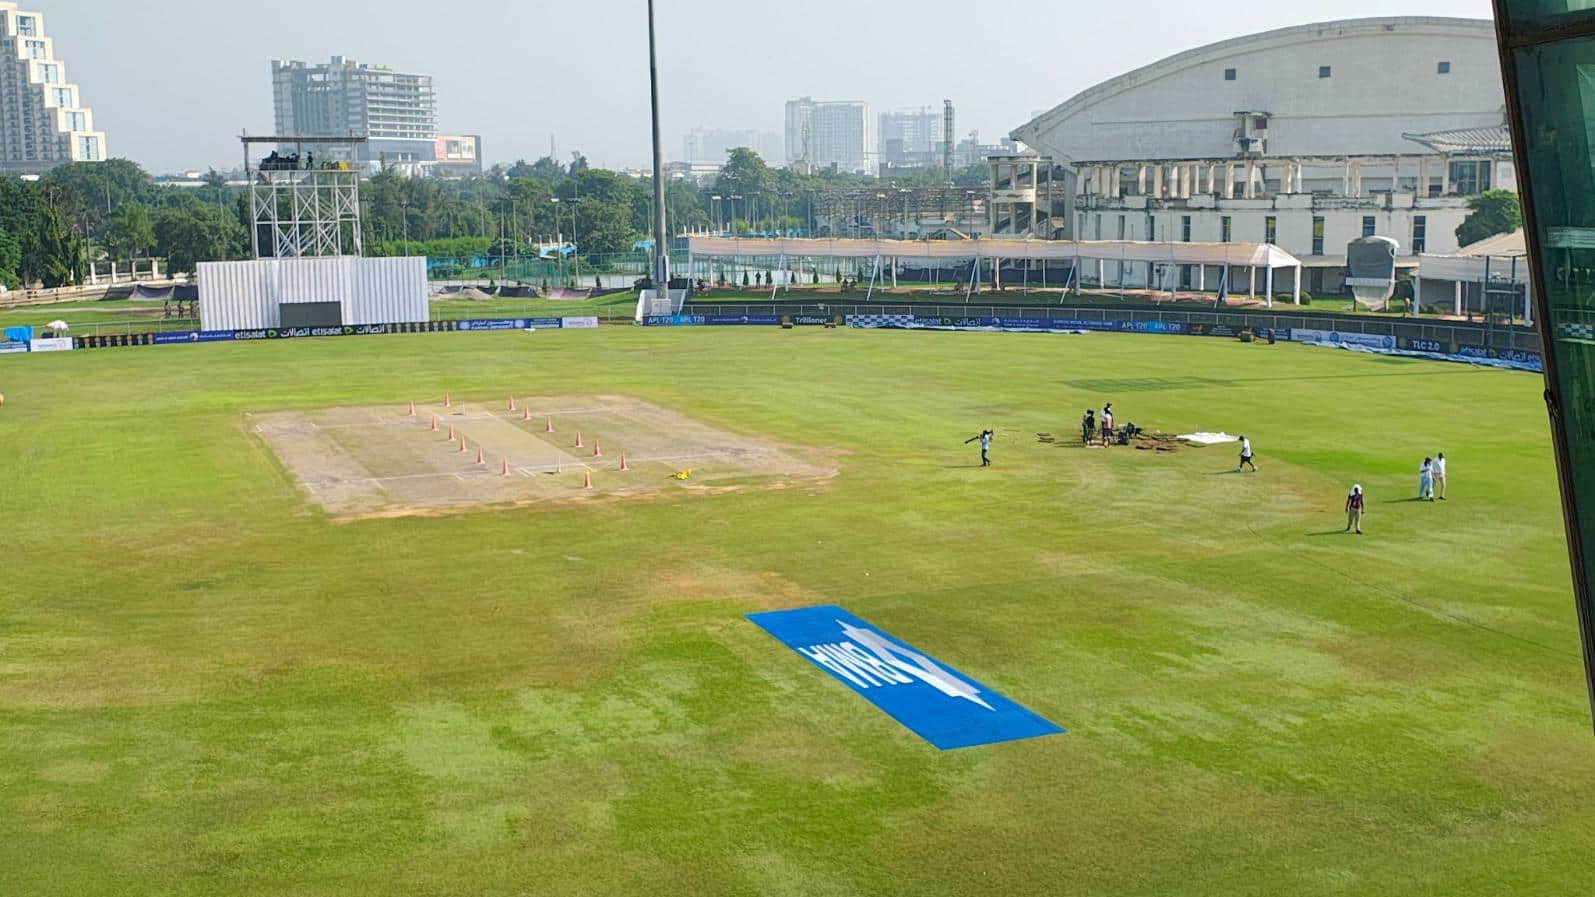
[47,0,1495,173]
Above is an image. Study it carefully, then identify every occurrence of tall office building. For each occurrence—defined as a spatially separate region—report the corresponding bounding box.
[785,97,874,173]
[879,106,949,169]
[271,57,437,165]
[0,2,108,175]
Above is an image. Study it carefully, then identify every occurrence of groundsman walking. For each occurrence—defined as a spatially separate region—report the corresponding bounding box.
[1345,484,1365,535]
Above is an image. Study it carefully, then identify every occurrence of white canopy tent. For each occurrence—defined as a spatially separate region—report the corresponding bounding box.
[685,236,1306,306]
[1415,257,1533,322]
[1414,230,1532,322]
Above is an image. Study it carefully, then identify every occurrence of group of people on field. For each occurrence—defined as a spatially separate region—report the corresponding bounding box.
[966,402,1449,540]
[1343,453,1448,534]
[1080,403,1139,447]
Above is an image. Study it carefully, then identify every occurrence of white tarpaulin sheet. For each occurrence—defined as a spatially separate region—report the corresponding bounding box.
[687,236,1301,270]
[1179,432,1239,445]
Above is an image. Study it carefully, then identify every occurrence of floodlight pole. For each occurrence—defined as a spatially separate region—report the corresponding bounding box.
[648,0,670,290]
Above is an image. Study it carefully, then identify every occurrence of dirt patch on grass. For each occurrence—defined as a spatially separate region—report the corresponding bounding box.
[252,395,836,519]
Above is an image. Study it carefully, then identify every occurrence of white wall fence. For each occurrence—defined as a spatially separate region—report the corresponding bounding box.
[86,258,163,286]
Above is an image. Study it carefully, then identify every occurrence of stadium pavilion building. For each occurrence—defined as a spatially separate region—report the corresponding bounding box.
[1008,17,1513,297]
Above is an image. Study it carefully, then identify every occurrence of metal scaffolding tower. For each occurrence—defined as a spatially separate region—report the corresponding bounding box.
[240,134,369,259]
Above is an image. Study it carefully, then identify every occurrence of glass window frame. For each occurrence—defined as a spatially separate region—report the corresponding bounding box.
[1494,0,1595,726]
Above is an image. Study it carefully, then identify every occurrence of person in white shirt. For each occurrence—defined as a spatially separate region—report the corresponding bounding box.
[1434,453,1448,501]
[1418,458,1435,501]
[1236,436,1257,472]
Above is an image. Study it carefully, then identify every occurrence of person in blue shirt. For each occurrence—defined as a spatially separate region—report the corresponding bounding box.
[966,429,994,467]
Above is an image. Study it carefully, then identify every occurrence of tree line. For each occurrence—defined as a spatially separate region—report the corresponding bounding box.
[0,149,985,291]
[0,160,246,289]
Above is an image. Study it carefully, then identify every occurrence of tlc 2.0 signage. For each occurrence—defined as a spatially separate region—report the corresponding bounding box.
[748,606,1064,750]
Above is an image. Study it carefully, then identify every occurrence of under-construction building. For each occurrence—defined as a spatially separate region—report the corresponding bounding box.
[988,155,1075,239]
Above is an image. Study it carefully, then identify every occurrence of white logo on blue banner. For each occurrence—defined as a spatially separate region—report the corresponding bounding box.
[748,605,1065,750]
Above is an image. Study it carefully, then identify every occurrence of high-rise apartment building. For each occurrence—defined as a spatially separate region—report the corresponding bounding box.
[271,57,437,165]
[785,97,874,173]
[0,2,108,175]
[681,127,782,165]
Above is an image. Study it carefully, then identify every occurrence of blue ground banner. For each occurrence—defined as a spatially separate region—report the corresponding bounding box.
[152,330,247,345]
[0,339,29,354]
[1456,344,1543,367]
[231,326,385,341]
[644,314,783,327]
[747,605,1064,750]
[846,314,1118,334]
[1290,328,1398,351]
[454,317,563,332]
[1116,320,1189,335]
[1301,338,1543,372]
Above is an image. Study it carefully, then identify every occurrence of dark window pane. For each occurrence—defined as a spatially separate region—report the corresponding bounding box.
[1507,29,1595,676]
[1503,1,1595,33]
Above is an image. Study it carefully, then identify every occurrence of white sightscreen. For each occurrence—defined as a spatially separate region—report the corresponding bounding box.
[198,257,427,331]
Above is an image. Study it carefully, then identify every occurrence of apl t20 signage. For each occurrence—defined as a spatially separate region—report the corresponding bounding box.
[748,606,1064,750]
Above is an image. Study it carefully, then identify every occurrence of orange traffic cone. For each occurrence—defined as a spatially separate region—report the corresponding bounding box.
[545,416,554,433]
[593,439,603,458]
[447,425,456,443]
[476,446,486,465]
[509,397,517,412]
[458,439,469,455]
[583,469,593,490]
[430,415,439,432]
[619,454,630,471]
[408,401,416,417]
[575,432,584,449]
[522,407,532,422]
[444,393,452,408]
[501,458,512,477]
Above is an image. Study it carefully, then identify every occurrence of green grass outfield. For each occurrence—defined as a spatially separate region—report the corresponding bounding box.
[2,328,1593,896]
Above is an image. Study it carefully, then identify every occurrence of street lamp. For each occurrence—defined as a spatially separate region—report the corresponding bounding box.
[568,197,582,285]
